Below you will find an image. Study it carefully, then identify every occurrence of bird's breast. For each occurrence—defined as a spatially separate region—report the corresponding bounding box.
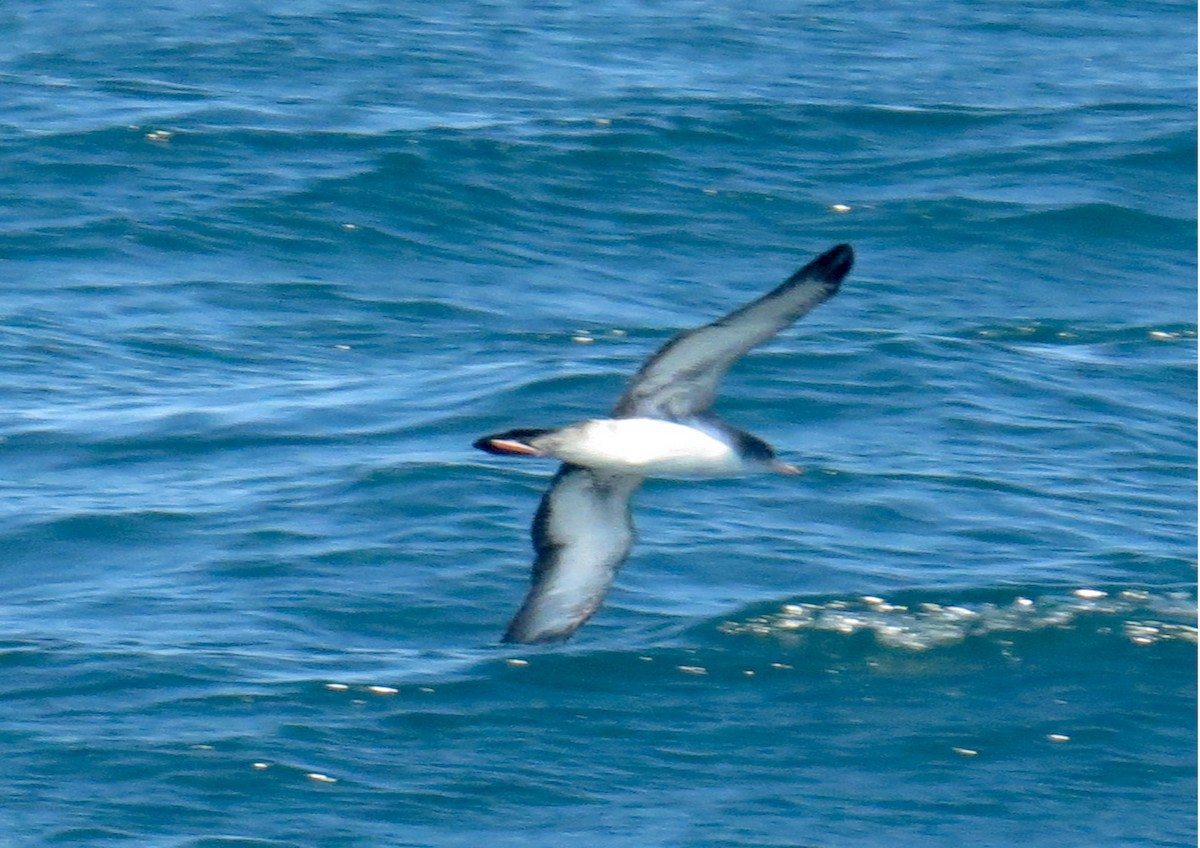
[549,418,745,477]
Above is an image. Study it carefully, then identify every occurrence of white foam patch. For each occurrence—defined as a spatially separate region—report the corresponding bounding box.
[719,590,1197,651]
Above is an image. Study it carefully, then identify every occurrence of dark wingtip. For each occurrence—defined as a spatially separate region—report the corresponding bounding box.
[808,243,854,288]
[779,243,854,297]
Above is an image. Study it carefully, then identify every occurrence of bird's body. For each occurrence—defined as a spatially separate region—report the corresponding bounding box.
[481,417,759,476]
[475,243,855,644]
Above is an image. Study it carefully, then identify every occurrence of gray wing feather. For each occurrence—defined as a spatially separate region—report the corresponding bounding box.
[612,244,853,419]
[502,465,642,644]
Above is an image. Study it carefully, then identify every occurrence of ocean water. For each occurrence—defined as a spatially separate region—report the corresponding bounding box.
[1,1,1196,845]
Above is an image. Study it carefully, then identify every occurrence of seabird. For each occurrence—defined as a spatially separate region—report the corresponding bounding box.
[474,243,854,644]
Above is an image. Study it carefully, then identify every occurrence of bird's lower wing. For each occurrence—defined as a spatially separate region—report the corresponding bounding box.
[612,243,853,419]
[503,464,642,644]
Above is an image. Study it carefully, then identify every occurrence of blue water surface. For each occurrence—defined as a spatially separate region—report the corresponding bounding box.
[0,1,1195,846]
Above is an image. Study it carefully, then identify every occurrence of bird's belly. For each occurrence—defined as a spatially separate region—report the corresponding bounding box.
[553,418,743,476]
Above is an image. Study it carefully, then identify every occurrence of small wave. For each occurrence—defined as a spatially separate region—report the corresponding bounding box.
[994,201,1195,240]
[718,588,1197,651]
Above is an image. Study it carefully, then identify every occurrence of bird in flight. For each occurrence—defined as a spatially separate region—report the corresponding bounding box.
[475,243,854,644]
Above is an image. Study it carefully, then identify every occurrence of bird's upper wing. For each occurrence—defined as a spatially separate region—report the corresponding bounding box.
[502,464,642,644]
[612,243,853,420]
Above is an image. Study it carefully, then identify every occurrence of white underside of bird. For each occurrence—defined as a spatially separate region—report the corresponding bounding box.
[485,417,775,476]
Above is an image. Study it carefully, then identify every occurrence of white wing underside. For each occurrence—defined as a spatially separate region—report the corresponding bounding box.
[502,465,641,644]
